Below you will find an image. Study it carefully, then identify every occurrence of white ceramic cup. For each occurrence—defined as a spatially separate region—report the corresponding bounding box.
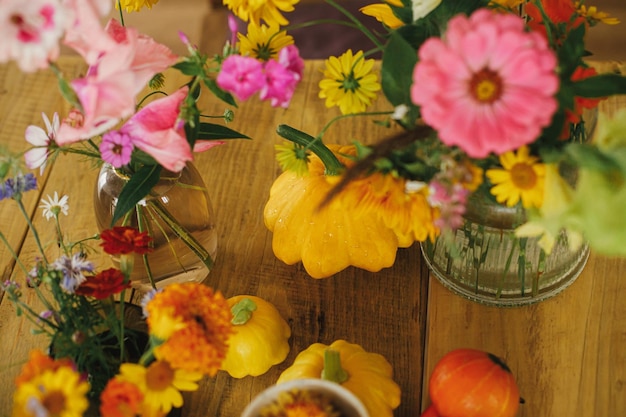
[240,378,369,417]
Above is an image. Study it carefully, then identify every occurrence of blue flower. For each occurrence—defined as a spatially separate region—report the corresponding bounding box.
[51,253,95,293]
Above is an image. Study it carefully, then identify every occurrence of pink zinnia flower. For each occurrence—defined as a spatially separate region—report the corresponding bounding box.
[24,112,59,174]
[217,55,265,101]
[121,87,192,172]
[0,0,68,72]
[411,9,559,158]
[100,130,133,168]
[260,59,299,108]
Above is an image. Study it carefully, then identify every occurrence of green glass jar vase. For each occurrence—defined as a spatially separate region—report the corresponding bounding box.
[93,162,218,291]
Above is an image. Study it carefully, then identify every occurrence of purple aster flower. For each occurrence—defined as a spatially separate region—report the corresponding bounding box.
[100,130,133,168]
[51,253,95,293]
[0,179,14,201]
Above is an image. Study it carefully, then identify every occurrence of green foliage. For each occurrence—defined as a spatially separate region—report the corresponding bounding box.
[111,165,162,226]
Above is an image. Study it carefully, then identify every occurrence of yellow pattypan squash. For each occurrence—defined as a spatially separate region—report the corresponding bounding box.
[220,295,291,378]
[276,339,401,417]
[264,144,400,278]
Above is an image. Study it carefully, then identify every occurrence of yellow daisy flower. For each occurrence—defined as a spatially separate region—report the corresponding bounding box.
[486,145,546,208]
[360,0,404,29]
[238,22,294,61]
[119,360,202,416]
[275,142,310,176]
[223,0,299,26]
[13,367,89,417]
[116,0,160,12]
[577,3,620,25]
[318,50,381,115]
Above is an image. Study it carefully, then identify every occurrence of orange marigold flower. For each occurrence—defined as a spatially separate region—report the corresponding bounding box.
[100,377,144,417]
[75,268,130,299]
[15,349,75,386]
[100,226,153,255]
[146,283,233,376]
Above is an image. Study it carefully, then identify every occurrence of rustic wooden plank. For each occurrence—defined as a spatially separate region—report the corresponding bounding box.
[421,61,626,417]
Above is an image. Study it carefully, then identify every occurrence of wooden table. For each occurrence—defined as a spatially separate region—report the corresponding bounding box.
[1,56,625,417]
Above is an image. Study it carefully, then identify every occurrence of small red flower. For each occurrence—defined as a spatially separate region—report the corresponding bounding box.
[100,226,153,255]
[99,377,144,417]
[75,268,130,299]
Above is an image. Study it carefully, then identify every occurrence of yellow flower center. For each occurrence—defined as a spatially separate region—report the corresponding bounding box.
[470,68,502,103]
[146,360,175,391]
[510,163,537,189]
[285,402,329,417]
[42,390,66,415]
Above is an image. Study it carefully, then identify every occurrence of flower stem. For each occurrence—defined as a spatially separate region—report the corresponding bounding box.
[276,125,344,175]
[0,230,30,276]
[16,199,48,264]
[321,349,349,384]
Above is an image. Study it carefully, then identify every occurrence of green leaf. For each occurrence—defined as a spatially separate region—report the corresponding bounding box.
[197,122,251,140]
[111,165,162,226]
[565,143,621,173]
[203,78,237,107]
[172,60,205,77]
[573,73,626,98]
[381,30,418,106]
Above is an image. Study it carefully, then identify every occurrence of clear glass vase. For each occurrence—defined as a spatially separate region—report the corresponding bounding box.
[420,190,590,307]
[93,163,218,291]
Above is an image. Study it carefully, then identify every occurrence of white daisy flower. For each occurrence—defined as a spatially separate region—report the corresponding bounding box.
[39,192,69,221]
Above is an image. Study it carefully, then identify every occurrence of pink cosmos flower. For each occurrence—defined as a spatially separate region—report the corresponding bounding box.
[24,112,59,174]
[0,0,68,72]
[260,59,299,108]
[100,131,133,168]
[120,87,192,172]
[56,19,178,145]
[217,55,265,101]
[411,9,559,158]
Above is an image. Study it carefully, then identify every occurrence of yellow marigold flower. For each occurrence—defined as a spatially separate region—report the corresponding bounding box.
[259,389,341,417]
[486,146,546,208]
[238,22,294,61]
[360,1,404,29]
[116,0,160,12]
[119,360,202,417]
[319,50,381,115]
[13,366,89,417]
[146,283,233,376]
[223,0,299,26]
[577,3,620,25]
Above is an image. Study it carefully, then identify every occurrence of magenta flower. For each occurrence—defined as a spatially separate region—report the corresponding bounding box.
[100,130,133,168]
[217,55,265,101]
[260,59,299,108]
[0,0,68,72]
[121,87,192,172]
[278,45,304,81]
[411,9,559,158]
[24,112,59,174]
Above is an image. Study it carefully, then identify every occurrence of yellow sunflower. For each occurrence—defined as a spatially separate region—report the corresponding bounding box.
[146,283,233,376]
[223,0,299,26]
[486,145,546,208]
[118,360,202,417]
[318,49,381,115]
[360,0,404,29]
[116,0,160,12]
[238,22,294,61]
[13,367,89,417]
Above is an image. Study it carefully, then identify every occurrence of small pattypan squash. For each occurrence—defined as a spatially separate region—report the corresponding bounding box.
[264,144,400,278]
[220,295,291,378]
[276,339,401,417]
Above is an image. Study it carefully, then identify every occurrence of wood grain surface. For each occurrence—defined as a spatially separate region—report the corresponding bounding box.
[0,57,624,417]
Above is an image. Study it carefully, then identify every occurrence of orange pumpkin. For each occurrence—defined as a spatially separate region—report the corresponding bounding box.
[422,348,521,417]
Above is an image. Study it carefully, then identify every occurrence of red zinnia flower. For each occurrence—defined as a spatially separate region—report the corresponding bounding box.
[100,226,153,255]
[75,268,130,299]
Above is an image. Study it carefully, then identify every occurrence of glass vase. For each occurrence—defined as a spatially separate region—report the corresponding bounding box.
[420,190,590,307]
[93,163,218,291]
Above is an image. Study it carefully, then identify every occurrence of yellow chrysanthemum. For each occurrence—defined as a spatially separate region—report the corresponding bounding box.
[318,49,381,115]
[360,1,404,29]
[486,146,546,208]
[238,22,294,61]
[13,367,89,417]
[275,142,310,176]
[116,0,160,12]
[146,283,233,376]
[223,0,299,26]
[577,3,620,25]
[119,360,202,417]
[489,0,525,9]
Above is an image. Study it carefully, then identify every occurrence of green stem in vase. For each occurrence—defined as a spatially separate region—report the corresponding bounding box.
[136,205,157,290]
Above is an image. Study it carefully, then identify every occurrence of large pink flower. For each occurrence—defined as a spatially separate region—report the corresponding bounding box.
[0,0,68,72]
[121,87,193,172]
[411,9,559,158]
[62,0,114,64]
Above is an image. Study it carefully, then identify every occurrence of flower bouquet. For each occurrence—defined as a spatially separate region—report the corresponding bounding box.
[219,0,626,303]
